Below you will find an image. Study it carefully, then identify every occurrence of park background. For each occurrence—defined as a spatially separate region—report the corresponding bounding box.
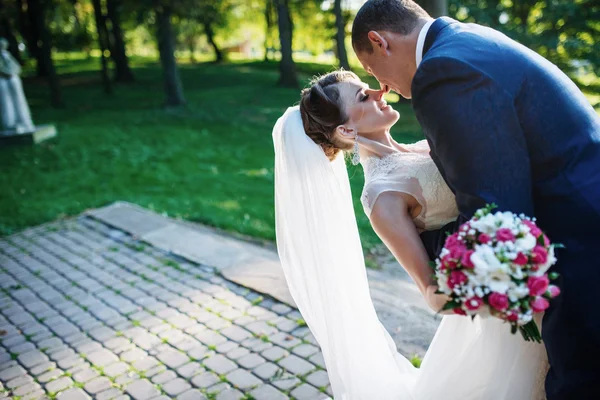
[1,0,598,267]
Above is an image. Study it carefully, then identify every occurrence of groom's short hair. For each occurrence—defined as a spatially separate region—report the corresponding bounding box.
[352,0,430,54]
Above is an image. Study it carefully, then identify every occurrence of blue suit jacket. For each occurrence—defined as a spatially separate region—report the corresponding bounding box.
[413,17,600,398]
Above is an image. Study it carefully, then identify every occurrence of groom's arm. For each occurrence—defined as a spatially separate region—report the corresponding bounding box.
[412,56,535,259]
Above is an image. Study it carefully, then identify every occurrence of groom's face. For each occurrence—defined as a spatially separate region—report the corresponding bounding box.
[356,32,415,99]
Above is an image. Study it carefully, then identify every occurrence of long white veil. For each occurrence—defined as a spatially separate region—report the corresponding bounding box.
[273,106,416,399]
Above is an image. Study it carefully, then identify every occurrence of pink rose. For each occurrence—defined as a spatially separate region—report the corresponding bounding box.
[453,308,466,316]
[465,297,483,311]
[506,311,519,322]
[531,246,548,265]
[530,297,550,313]
[461,250,475,269]
[448,270,468,288]
[496,228,516,243]
[523,219,542,238]
[514,253,528,266]
[527,275,550,296]
[445,233,462,249]
[478,233,491,244]
[548,285,561,298]
[488,292,509,311]
[448,243,467,260]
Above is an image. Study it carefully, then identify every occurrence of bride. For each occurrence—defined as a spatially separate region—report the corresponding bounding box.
[273,70,548,400]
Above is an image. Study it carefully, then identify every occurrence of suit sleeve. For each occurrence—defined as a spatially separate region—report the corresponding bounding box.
[412,56,534,259]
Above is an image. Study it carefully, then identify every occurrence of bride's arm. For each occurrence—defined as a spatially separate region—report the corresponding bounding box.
[369,191,449,313]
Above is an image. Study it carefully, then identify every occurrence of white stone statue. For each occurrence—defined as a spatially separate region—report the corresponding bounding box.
[0,37,35,135]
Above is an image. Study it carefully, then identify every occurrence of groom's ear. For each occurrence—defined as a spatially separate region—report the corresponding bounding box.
[367,31,390,56]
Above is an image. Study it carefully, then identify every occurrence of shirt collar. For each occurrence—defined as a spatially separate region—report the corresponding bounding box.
[416,19,435,69]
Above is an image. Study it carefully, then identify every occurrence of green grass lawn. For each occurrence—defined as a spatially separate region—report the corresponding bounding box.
[0,57,425,254]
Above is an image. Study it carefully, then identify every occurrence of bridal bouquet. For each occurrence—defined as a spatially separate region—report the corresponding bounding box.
[434,204,561,342]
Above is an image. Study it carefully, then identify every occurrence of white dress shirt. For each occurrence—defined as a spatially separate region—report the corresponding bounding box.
[416,19,435,69]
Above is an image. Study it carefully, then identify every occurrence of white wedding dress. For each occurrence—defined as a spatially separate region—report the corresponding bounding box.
[360,138,548,400]
[273,107,548,400]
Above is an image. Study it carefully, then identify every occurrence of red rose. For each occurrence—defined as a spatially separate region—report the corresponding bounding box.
[441,255,457,270]
[548,285,561,298]
[453,308,466,316]
[496,228,516,243]
[461,250,475,269]
[527,275,550,296]
[531,246,548,265]
[530,296,550,313]
[488,292,509,311]
[465,297,483,311]
[523,219,542,238]
[514,253,528,266]
[478,233,491,244]
[448,270,468,288]
[506,311,519,322]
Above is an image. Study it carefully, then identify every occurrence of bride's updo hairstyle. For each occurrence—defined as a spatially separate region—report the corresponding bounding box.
[299,70,359,161]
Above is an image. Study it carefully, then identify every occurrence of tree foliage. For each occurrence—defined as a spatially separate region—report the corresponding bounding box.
[449,0,599,83]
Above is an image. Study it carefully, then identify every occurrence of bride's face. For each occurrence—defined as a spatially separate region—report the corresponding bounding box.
[337,80,400,137]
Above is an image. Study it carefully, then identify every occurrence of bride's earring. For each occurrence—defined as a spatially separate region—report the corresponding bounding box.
[351,135,360,165]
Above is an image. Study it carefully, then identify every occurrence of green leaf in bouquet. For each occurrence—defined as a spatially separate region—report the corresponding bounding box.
[536,234,546,246]
[553,243,566,249]
[548,272,560,280]
[442,300,461,311]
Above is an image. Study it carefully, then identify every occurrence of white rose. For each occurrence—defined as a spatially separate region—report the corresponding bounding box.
[495,211,516,229]
[515,234,536,251]
[511,267,524,280]
[488,279,512,294]
[471,245,504,273]
[508,283,529,300]
[470,214,497,234]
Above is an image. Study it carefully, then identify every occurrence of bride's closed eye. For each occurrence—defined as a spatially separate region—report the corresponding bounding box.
[360,93,370,102]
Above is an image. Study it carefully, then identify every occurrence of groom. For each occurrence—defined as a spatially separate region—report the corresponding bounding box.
[351,0,600,398]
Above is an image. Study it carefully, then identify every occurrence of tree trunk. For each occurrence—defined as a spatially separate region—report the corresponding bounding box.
[106,0,134,82]
[156,4,186,107]
[419,0,447,18]
[27,0,63,107]
[264,0,273,61]
[188,39,196,64]
[91,0,113,94]
[203,22,223,63]
[333,0,350,70]
[274,0,298,88]
[21,0,48,77]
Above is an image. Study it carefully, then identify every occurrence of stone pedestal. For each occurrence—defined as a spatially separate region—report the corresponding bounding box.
[0,124,57,145]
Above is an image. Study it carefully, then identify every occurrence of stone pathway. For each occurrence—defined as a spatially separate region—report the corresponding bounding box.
[0,217,331,399]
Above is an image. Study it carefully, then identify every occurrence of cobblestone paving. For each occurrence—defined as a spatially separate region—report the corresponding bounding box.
[0,217,331,400]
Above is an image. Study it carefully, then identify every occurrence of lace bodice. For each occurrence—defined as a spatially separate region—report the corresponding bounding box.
[360,140,459,231]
